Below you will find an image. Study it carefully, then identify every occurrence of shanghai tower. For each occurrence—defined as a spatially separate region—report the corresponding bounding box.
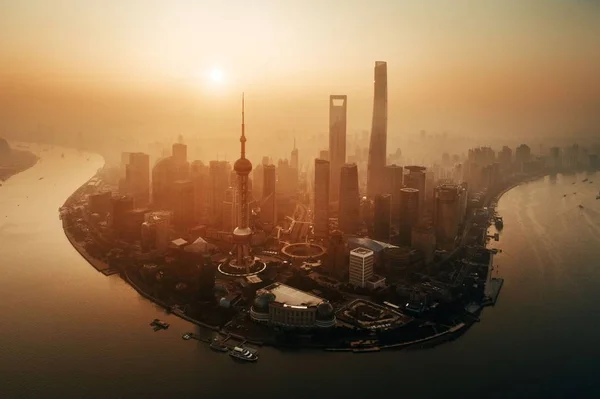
[367,61,388,198]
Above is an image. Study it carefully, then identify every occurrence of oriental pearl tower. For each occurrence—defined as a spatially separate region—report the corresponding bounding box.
[229,94,256,273]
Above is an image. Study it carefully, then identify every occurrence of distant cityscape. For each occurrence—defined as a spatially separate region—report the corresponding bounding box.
[59,61,600,351]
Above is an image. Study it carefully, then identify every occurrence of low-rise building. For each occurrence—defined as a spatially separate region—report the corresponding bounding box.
[250,283,335,328]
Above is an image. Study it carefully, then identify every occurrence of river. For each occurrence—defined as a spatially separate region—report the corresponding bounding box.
[1,145,599,398]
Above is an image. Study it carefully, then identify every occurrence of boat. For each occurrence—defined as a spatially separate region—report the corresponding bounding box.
[494,217,504,229]
[579,204,584,209]
[563,194,567,197]
[210,339,229,353]
[150,319,169,329]
[182,333,192,340]
[229,346,258,362]
[583,178,588,182]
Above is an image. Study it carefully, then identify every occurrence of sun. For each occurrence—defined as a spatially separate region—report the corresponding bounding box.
[209,68,224,83]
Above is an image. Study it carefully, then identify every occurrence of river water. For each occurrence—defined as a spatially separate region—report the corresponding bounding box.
[1,145,599,399]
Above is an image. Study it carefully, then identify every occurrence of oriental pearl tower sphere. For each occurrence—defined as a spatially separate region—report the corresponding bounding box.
[229,94,256,273]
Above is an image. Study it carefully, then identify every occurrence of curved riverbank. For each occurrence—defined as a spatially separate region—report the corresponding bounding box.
[6,148,600,397]
[0,146,39,182]
[60,166,557,354]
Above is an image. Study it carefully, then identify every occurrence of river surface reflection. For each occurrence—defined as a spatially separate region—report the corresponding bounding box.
[1,145,599,398]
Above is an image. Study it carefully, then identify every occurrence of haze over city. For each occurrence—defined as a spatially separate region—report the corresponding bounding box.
[2,2,600,398]
[2,0,600,159]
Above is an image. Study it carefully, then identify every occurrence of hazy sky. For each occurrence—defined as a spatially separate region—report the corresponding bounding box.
[1,0,599,149]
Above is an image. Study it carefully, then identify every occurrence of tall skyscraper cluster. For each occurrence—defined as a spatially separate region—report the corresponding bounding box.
[315,61,391,238]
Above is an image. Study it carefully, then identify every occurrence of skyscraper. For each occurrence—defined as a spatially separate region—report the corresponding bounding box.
[124,152,150,208]
[398,188,420,245]
[404,166,427,218]
[172,180,194,232]
[411,223,436,265]
[277,159,297,197]
[252,156,268,201]
[152,157,176,209]
[314,158,330,239]
[433,184,463,250]
[230,94,255,273]
[172,143,190,181]
[338,163,360,235]
[367,61,388,198]
[172,143,187,164]
[291,138,299,172]
[327,230,347,280]
[373,194,391,242]
[383,164,403,227]
[329,95,347,203]
[222,186,238,233]
[190,160,209,225]
[208,160,230,227]
[262,164,277,227]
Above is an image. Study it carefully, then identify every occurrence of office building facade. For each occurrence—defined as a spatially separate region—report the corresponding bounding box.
[314,158,330,239]
[349,247,374,288]
[338,163,360,235]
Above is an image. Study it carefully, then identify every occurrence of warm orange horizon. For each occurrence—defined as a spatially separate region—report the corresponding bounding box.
[1,0,599,145]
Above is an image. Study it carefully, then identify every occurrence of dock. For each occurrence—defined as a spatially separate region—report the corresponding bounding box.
[483,278,504,306]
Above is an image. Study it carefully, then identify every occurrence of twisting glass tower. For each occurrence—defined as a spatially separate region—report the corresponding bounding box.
[229,94,256,273]
[367,61,388,198]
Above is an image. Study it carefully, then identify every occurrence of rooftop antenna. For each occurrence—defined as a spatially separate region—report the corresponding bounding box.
[240,92,246,159]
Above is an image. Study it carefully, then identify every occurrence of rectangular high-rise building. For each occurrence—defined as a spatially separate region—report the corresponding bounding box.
[314,159,330,239]
[172,143,187,164]
[398,188,420,246]
[125,152,150,208]
[190,160,209,225]
[329,95,347,203]
[262,164,277,227]
[349,247,374,288]
[291,144,299,172]
[338,163,360,235]
[433,184,463,250]
[208,160,230,227]
[367,61,388,197]
[222,186,238,233]
[404,166,427,219]
[252,156,269,201]
[373,194,391,242]
[277,159,298,197]
[172,180,194,232]
[383,164,403,227]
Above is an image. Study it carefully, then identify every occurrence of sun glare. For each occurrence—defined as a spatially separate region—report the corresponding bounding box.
[209,68,224,83]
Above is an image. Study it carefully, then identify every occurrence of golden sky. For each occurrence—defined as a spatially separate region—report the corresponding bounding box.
[1,0,599,143]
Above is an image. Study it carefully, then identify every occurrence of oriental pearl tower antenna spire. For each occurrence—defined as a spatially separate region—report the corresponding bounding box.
[241,93,246,158]
[227,92,256,275]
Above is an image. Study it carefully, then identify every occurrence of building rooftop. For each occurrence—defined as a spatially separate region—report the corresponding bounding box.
[350,247,374,257]
[348,237,399,253]
[260,283,323,307]
[171,238,188,247]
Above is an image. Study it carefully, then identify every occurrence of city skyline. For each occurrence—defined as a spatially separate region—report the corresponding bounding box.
[1,1,599,143]
[2,3,600,397]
